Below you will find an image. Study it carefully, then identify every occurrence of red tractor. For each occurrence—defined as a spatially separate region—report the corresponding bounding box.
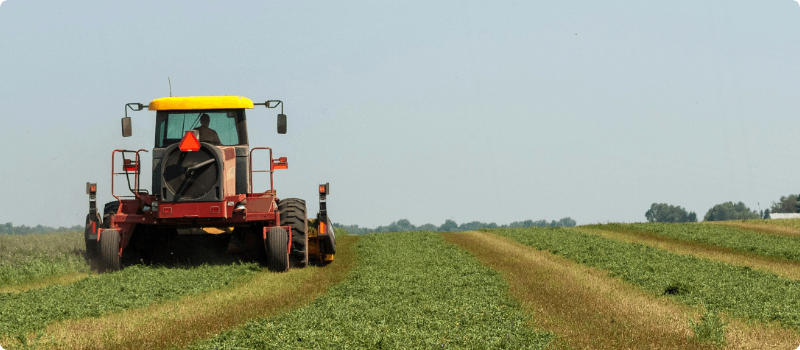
[84,96,335,272]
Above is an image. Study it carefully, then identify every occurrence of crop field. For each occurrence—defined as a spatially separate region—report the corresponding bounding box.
[0,232,89,290]
[2,223,800,349]
[588,222,800,262]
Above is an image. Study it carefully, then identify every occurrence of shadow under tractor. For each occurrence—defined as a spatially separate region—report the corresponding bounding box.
[84,96,335,272]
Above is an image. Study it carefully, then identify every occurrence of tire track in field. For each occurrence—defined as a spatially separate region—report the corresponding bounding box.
[443,231,798,350]
[23,236,358,350]
[579,226,800,281]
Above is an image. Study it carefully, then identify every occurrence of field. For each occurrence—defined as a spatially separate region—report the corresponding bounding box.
[1,221,800,349]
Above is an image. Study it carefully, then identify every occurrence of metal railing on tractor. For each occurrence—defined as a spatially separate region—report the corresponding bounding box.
[249,147,288,194]
[111,149,149,203]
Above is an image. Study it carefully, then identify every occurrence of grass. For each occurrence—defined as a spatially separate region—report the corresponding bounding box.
[21,235,359,350]
[488,226,800,333]
[0,232,90,288]
[741,218,800,230]
[443,231,720,350]
[689,309,726,347]
[577,226,800,280]
[0,263,260,343]
[588,222,800,262]
[712,219,800,237]
[188,231,553,349]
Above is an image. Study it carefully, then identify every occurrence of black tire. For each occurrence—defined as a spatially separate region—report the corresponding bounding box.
[83,212,100,259]
[99,229,121,272]
[265,226,289,272]
[103,201,120,227]
[278,198,308,268]
[97,201,121,272]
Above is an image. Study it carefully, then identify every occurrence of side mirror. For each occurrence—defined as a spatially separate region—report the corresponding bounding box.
[121,117,132,137]
[277,114,287,134]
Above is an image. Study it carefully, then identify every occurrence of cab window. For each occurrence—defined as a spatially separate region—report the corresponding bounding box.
[155,110,246,148]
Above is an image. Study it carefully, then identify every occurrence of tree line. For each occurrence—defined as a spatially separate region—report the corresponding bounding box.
[646,194,800,223]
[0,222,83,235]
[335,217,577,235]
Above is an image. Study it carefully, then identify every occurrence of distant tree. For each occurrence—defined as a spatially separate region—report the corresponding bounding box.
[554,217,577,227]
[386,219,417,232]
[458,221,487,231]
[770,195,800,214]
[418,223,438,231]
[645,203,697,223]
[763,208,771,219]
[438,219,459,232]
[703,201,759,221]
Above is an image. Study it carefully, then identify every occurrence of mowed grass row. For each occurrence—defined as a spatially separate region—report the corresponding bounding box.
[589,222,800,262]
[739,218,800,232]
[0,262,260,342]
[188,231,553,349]
[489,227,800,332]
[0,232,90,288]
[27,235,359,350]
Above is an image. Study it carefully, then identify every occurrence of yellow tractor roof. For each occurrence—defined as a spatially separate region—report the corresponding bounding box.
[148,96,254,110]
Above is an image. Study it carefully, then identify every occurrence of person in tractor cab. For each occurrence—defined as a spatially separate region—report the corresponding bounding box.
[194,113,221,145]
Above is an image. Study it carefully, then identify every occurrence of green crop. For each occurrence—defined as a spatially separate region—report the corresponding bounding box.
[189,232,553,349]
[590,222,800,261]
[742,218,800,230]
[0,232,89,287]
[0,263,259,338]
[490,227,800,331]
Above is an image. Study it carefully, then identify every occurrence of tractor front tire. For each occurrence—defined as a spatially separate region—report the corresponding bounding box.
[265,226,289,272]
[98,201,121,272]
[278,198,309,268]
[99,229,121,272]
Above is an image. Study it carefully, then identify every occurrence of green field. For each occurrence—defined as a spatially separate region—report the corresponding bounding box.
[0,232,89,287]
[189,232,553,349]
[0,263,259,340]
[2,222,800,349]
[589,222,800,261]
[490,226,800,331]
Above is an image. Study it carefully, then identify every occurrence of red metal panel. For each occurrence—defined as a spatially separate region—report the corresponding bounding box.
[245,196,274,213]
[159,202,230,219]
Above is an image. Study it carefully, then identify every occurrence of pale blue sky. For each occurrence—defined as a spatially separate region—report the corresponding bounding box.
[1,0,799,227]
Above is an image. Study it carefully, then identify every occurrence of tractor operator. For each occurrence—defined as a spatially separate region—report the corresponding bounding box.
[194,113,221,145]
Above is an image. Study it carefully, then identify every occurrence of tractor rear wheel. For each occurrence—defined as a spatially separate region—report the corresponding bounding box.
[278,198,308,268]
[265,226,289,272]
[99,229,121,272]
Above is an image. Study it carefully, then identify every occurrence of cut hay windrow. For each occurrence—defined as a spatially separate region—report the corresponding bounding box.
[24,235,359,350]
[590,222,800,262]
[0,263,260,341]
[578,226,800,281]
[445,232,717,349]
[188,231,553,349]
[489,226,800,334]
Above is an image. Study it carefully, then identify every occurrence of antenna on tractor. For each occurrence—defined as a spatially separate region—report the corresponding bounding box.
[168,77,172,97]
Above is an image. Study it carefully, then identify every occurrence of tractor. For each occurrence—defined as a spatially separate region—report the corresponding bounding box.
[84,96,335,272]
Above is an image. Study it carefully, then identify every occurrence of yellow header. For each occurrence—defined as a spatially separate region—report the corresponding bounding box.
[148,96,254,111]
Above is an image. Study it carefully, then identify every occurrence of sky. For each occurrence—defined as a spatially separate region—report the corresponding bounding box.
[1,0,800,228]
